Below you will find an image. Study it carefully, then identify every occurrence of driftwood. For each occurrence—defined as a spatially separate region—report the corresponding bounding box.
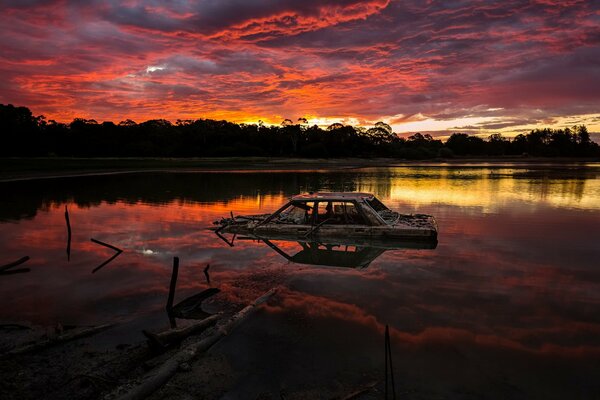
[116,287,278,400]
[142,313,221,349]
[6,323,115,355]
[0,256,30,272]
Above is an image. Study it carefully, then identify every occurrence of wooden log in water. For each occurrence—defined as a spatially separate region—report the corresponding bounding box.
[0,256,30,272]
[115,287,278,400]
[142,313,222,349]
[6,323,115,355]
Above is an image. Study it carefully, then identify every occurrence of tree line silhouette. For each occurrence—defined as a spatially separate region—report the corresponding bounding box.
[1,104,598,158]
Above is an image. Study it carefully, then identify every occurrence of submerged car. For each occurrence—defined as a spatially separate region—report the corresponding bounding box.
[214,192,438,242]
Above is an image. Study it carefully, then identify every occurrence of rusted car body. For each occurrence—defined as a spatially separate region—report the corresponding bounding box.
[214,192,438,242]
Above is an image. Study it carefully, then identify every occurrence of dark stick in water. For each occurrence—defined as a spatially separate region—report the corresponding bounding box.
[165,257,180,329]
[92,252,122,274]
[203,264,210,284]
[384,324,396,399]
[90,238,123,274]
[90,238,123,253]
[166,257,179,312]
[65,206,71,261]
[0,256,30,272]
[0,268,31,276]
[115,287,278,400]
[90,238,123,273]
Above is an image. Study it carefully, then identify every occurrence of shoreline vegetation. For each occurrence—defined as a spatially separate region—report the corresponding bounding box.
[2,104,599,163]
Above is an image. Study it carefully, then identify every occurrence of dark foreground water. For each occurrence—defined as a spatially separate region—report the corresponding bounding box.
[1,164,600,398]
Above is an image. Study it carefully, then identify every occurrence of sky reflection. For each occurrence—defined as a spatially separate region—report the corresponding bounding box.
[0,166,599,396]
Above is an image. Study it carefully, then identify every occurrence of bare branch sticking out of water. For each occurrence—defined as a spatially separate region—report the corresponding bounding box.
[90,238,123,253]
[0,256,30,272]
[90,238,123,273]
[384,324,396,400]
[204,264,210,284]
[166,257,180,328]
[114,287,279,400]
[65,206,71,261]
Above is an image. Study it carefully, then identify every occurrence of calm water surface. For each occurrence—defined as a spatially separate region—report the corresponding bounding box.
[1,164,599,398]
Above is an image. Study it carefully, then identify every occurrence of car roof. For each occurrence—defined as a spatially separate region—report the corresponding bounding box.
[291,192,375,201]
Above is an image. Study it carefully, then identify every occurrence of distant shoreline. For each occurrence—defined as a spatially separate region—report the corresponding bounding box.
[1,156,599,182]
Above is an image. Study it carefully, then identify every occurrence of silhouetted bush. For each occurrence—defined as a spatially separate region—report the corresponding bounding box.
[1,103,598,159]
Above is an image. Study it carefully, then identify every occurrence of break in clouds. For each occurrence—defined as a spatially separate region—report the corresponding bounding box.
[1,0,599,136]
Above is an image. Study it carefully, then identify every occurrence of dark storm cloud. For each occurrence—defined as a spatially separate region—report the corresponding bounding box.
[0,0,598,128]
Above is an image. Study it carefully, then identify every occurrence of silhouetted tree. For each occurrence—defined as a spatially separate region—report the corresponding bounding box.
[0,104,598,159]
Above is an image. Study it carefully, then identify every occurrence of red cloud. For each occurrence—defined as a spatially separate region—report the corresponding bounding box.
[0,0,599,128]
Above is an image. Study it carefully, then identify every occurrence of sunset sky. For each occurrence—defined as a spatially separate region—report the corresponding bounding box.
[1,0,599,139]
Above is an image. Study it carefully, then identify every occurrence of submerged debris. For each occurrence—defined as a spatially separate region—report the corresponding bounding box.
[214,192,438,242]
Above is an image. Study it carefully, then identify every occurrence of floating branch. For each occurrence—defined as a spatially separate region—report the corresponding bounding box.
[65,206,72,261]
[115,287,278,400]
[91,238,123,273]
[0,256,30,272]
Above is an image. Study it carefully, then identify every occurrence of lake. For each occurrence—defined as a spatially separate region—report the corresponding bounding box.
[1,164,599,398]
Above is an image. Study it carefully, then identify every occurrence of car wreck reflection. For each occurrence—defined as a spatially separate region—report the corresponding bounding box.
[215,232,437,269]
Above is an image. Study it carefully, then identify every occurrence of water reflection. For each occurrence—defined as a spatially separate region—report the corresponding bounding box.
[1,164,599,223]
[217,232,437,269]
[0,166,599,397]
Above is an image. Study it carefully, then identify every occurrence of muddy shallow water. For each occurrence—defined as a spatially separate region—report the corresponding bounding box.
[1,164,600,398]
